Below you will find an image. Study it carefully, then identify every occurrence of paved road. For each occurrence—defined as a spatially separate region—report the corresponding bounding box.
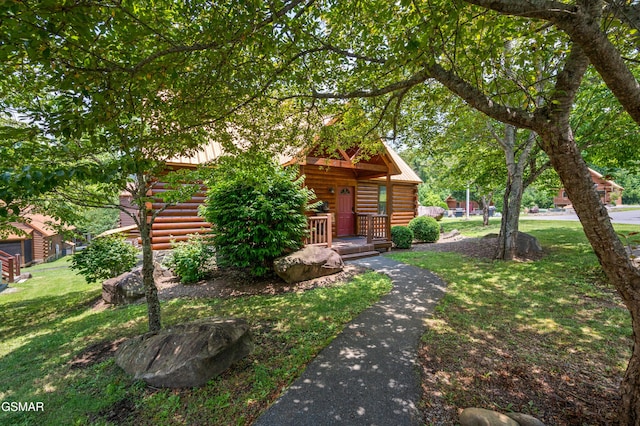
[522,208,640,225]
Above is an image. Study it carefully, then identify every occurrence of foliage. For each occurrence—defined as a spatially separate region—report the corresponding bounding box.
[391,226,413,249]
[0,0,320,332]
[75,207,119,237]
[521,187,555,209]
[202,153,315,277]
[408,216,440,243]
[70,236,138,284]
[0,262,390,425]
[164,235,216,284]
[418,184,448,209]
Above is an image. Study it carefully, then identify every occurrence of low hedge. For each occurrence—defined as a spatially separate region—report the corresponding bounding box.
[408,216,440,243]
[391,226,413,249]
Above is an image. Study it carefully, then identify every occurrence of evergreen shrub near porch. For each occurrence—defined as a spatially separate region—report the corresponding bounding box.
[391,226,413,249]
[202,153,315,277]
[408,216,440,243]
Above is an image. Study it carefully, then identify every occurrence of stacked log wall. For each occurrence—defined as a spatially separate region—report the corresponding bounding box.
[149,182,211,251]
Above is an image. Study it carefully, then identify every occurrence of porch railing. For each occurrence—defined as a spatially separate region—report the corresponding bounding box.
[0,249,20,283]
[305,214,332,248]
[356,214,388,243]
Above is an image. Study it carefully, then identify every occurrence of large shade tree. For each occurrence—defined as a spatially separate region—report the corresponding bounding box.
[0,0,318,332]
[281,1,640,422]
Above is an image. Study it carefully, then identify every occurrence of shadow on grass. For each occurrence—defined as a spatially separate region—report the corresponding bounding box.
[0,272,392,426]
[390,240,632,425]
[0,290,103,343]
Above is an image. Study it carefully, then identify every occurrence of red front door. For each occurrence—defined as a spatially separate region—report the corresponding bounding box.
[337,186,354,236]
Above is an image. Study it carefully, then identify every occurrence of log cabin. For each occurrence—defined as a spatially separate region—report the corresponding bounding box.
[554,168,624,208]
[0,213,69,268]
[123,141,422,256]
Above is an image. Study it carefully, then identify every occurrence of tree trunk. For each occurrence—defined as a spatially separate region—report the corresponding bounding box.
[481,192,492,227]
[138,188,162,333]
[496,125,525,260]
[496,176,523,260]
[539,126,640,425]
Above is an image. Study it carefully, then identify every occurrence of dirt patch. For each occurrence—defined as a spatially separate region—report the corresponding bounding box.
[90,397,137,425]
[412,235,545,261]
[420,344,620,425]
[154,263,367,300]
[68,338,128,369]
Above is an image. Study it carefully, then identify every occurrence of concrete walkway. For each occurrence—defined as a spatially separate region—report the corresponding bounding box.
[254,256,447,426]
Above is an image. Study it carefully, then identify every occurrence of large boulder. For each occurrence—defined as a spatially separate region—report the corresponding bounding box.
[274,246,344,284]
[115,317,254,388]
[483,232,543,257]
[102,268,145,305]
[420,206,446,221]
[505,412,546,426]
[514,231,543,256]
[459,408,519,426]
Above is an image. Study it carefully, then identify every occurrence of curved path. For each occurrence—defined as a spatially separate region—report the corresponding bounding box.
[254,256,447,426]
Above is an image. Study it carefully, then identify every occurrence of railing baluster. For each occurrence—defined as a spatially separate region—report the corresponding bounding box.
[305,215,331,248]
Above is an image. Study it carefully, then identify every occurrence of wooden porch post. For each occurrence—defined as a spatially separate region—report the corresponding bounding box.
[7,257,14,283]
[386,173,393,241]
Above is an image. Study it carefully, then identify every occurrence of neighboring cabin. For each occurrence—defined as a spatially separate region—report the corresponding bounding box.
[0,213,70,266]
[554,168,623,208]
[120,141,422,251]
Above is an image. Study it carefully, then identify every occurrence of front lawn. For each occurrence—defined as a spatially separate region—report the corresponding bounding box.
[391,219,634,425]
[0,261,391,425]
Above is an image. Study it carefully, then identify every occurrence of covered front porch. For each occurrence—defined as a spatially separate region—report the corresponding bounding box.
[305,213,392,259]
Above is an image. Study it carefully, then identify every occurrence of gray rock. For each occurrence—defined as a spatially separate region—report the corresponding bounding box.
[102,268,146,305]
[505,412,546,426]
[422,206,445,221]
[273,246,344,284]
[482,232,543,257]
[459,408,519,426]
[515,232,543,256]
[115,317,254,388]
[441,229,461,240]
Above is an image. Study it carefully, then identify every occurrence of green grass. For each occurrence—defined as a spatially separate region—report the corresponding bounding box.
[391,218,634,424]
[0,262,391,426]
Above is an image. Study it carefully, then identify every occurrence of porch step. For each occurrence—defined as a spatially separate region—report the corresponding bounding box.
[339,250,380,261]
[332,243,376,256]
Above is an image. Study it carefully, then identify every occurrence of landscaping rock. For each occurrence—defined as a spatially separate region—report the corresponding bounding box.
[459,408,519,426]
[482,232,543,257]
[440,229,461,240]
[102,268,145,305]
[515,232,543,256]
[115,317,254,388]
[273,246,343,284]
[626,246,640,269]
[505,412,546,426]
[422,206,445,221]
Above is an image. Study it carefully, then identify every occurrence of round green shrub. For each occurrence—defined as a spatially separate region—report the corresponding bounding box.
[201,154,314,277]
[408,216,440,243]
[391,226,413,249]
[164,234,216,284]
[71,235,138,283]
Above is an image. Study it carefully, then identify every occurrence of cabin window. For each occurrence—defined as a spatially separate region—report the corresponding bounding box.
[378,185,387,214]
